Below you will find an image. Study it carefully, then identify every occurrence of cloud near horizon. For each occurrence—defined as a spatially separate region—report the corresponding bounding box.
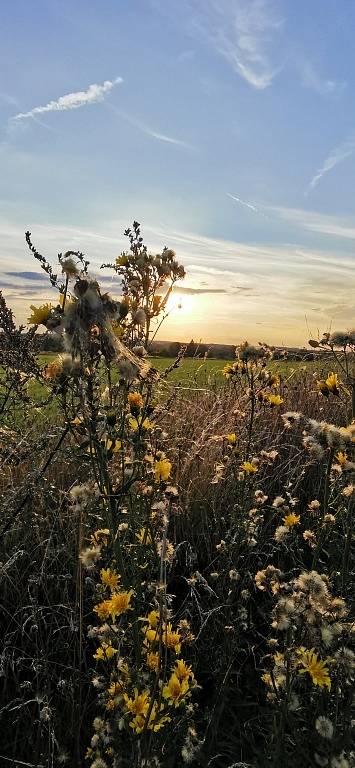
[1,215,354,346]
[11,77,123,122]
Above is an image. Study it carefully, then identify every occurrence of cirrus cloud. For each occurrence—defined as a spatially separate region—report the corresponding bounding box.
[11,77,123,122]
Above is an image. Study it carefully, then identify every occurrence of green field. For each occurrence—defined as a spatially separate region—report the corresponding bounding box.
[36,352,342,388]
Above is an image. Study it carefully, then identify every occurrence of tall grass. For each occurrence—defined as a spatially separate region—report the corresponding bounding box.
[0,228,354,768]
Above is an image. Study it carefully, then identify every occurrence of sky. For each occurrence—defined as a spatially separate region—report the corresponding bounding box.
[0,0,355,346]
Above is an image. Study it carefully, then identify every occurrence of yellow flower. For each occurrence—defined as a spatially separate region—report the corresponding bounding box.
[143,627,158,646]
[93,642,118,661]
[116,254,129,266]
[162,623,181,654]
[129,702,171,733]
[335,451,347,468]
[140,609,160,628]
[240,461,258,474]
[163,673,190,707]
[266,394,284,407]
[71,416,83,425]
[43,360,63,381]
[108,589,134,619]
[128,391,144,410]
[317,372,340,397]
[297,648,331,690]
[104,438,121,453]
[154,458,172,483]
[27,302,52,326]
[100,568,120,591]
[226,433,237,445]
[129,416,154,431]
[90,529,110,546]
[107,681,124,697]
[174,659,194,681]
[136,528,153,545]
[123,688,150,716]
[146,651,160,672]
[93,599,112,621]
[325,372,339,393]
[283,512,300,528]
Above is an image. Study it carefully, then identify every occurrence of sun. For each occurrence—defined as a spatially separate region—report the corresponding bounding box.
[165,292,195,316]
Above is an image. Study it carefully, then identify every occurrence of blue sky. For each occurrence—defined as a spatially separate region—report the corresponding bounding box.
[1,0,354,345]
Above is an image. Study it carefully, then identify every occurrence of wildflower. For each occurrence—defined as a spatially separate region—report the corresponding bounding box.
[273,496,285,508]
[156,539,174,562]
[321,625,334,647]
[79,546,101,569]
[163,673,190,707]
[136,528,153,545]
[303,435,325,459]
[93,600,112,621]
[90,759,108,768]
[265,393,284,407]
[100,568,120,591]
[255,490,268,504]
[240,461,258,474]
[296,571,329,597]
[133,308,146,326]
[308,499,321,514]
[282,411,302,428]
[118,522,129,532]
[44,360,63,381]
[274,525,289,542]
[335,451,348,468]
[297,648,331,690]
[333,647,355,678]
[324,514,336,524]
[128,391,144,410]
[315,716,334,739]
[116,254,128,266]
[326,372,340,393]
[27,302,52,325]
[108,590,134,619]
[90,529,110,546]
[303,530,316,546]
[60,255,79,277]
[104,438,121,453]
[162,623,182,654]
[123,689,150,716]
[146,651,160,671]
[174,659,194,681]
[255,565,282,593]
[107,681,124,697]
[343,484,354,497]
[226,433,237,445]
[93,643,118,661]
[144,609,160,628]
[154,458,172,482]
[283,512,300,528]
[129,416,154,431]
[229,569,239,581]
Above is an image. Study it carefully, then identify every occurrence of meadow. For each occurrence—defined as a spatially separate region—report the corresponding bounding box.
[0,228,354,768]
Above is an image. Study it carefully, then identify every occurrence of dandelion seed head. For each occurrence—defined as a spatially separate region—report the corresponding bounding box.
[315,715,334,739]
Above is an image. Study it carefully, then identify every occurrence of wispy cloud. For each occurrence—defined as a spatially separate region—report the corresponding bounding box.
[210,0,284,89]
[300,61,345,97]
[108,104,194,149]
[307,136,355,192]
[11,77,123,122]
[156,0,284,89]
[227,192,265,215]
[1,215,354,345]
[266,203,355,241]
